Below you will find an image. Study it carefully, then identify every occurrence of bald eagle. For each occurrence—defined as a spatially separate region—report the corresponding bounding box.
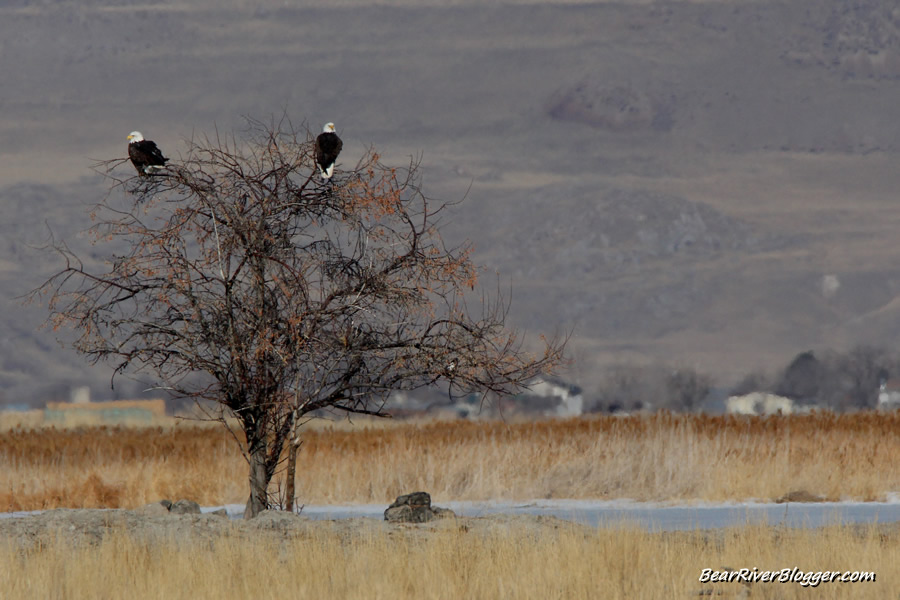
[127,131,168,175]
[315,122,343,181]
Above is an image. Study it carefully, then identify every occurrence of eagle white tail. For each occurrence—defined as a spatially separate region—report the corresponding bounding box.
[321,164,335,180]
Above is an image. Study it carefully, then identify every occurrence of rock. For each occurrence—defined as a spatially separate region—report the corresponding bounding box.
[385,505,428,523]
[775,490,826,503]
[384,492,456,523]
[390,492,432,510]
[208,508,229,518]
[169,499,202,514]
[431,507,456,519]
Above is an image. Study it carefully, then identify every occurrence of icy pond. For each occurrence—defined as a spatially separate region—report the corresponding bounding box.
[207,499,900,531]
[5,499,900,531]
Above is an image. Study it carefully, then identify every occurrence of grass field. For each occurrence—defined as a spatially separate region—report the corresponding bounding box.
[0,520,893,600]
[2,412,899,511]
[2,412,898,599]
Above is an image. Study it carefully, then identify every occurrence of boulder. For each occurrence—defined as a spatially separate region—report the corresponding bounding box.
[384,491,456,523]
[392,492,432,509]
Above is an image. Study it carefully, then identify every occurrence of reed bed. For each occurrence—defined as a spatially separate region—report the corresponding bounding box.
[2,412,899,511]
[0,521,894,599]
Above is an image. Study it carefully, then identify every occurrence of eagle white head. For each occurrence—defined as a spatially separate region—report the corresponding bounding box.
[323,122,336,133]
[127,131,145,143]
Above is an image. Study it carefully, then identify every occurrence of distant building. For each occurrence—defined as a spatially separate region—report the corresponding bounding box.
[70,386,91,404]
[877,379,900,410]
[44,398,167,425]
[725,392,795,416]
[386,376,584,419]
[523,377,584,417]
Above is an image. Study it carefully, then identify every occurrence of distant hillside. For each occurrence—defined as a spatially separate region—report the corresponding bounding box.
[4,0,900,406]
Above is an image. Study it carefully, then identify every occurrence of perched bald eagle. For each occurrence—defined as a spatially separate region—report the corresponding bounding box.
[127,131,168,175]
[315,122,343,181]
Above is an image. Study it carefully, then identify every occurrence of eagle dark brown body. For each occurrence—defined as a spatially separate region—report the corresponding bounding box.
[127,131,169,175]
[315,123,343,180]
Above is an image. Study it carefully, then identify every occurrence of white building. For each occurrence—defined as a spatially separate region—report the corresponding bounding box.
[529,377,584,417]
[725,392,795,416]
[878,379,900,410]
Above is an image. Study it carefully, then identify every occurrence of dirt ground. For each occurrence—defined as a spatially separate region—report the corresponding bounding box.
[0,507,580,552]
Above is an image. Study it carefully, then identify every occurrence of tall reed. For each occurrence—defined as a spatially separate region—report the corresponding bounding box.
[2,412,898,510]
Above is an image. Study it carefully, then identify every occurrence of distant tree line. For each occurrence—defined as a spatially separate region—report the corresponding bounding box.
[586,365,712,414]
[585,344,900,414]
[732,345,900,411]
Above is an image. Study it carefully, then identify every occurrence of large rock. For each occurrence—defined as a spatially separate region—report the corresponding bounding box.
[384,492,456,523]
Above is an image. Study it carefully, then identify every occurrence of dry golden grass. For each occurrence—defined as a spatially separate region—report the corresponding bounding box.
[2,412,900,511]
[0,521,895,600]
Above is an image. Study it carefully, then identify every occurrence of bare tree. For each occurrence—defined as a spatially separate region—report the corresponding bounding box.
[589,364,711,413]
[776,350,822,402]
[32,119,566,518]
[820,345,898,410]
[662,368,711,413]
[839,345,896,409]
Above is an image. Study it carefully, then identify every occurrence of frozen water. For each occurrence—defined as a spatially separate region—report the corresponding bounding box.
[201,499,900,531]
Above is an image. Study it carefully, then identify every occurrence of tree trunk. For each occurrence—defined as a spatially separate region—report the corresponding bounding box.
[243,434,270,519]
[284,438,302,513]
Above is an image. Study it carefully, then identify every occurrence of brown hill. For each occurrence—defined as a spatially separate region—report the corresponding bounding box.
[4,0,900,404]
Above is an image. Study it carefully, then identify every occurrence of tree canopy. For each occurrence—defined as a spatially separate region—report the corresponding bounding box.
[33,119,566,517]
